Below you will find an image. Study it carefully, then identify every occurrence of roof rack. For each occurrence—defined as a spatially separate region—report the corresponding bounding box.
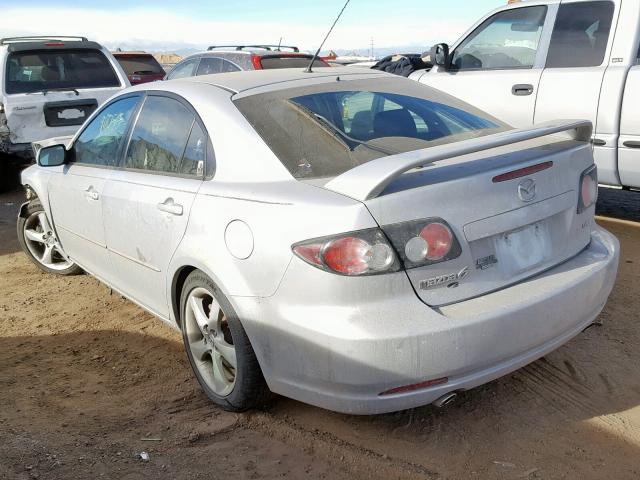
[0,36,89,45]
[207,44,300,53]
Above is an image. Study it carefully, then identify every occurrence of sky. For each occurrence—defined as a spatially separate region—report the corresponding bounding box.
[0,0,502,53]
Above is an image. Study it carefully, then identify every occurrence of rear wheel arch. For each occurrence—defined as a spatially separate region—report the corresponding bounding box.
[171,265,197,327]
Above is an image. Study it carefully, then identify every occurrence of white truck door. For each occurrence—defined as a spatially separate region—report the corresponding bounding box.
[418,4,552,128]
[533,1,618,182]
[618,64,640,188]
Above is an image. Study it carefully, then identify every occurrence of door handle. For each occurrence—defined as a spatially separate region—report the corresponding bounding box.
[512,84,534,96]
[623,140,640,149]
[84,186,99,200]
[157,198,183,216]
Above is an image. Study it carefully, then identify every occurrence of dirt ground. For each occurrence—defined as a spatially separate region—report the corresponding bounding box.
[2,184,640,480]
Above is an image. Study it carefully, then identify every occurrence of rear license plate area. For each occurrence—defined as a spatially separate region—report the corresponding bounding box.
[43,99,98,127]
[494,221,551,276]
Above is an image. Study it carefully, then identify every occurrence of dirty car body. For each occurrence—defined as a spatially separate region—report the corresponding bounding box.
[20,68,619,414]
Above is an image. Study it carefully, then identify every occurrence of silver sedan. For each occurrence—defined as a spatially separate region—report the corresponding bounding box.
[18,68,619,414]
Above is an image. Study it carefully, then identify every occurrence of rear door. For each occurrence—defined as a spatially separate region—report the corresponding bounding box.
[101,93,207,318]
[422,4,553,128]
[534,1,618,181]
[618,64,640,188]
[47,94,141,277]
[3,46,125,143]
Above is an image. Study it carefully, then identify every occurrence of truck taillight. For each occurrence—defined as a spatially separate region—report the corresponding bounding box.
[292,228,400,276]
[578,165,598,213]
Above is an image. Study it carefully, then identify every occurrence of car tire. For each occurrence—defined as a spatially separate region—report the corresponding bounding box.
[180,270,271,411]
[17,199,83,275]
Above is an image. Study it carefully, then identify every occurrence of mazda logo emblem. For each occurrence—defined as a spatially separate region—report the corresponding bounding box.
[518,179,536,202]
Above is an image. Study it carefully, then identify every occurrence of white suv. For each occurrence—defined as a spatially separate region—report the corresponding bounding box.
[0,36,129,187]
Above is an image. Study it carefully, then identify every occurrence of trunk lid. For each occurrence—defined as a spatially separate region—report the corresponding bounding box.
[323,122,595,306]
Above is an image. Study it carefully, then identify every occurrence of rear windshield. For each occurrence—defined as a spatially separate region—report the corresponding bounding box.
[234,77,507,179]
[115,55,165,75]
[5,49,120,94]
[259,56,329,69]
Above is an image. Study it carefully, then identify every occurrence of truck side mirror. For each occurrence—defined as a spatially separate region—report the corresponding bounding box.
[431,43,451,70]
[37,144,68,167]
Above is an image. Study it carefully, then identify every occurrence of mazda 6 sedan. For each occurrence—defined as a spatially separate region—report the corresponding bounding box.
[18,68,619,414]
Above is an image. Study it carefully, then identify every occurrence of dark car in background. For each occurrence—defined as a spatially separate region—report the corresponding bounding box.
[165,44,330,80]
[112,50,165,85]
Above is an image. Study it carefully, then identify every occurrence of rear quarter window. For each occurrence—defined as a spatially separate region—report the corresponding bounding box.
[5,49,121,94]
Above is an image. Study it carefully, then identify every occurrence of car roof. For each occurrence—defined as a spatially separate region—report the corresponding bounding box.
[171,67,390,94]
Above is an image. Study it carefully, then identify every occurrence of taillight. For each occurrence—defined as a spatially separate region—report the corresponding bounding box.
[292,228,399,276]
[293,218,462,276]
[383,218,462,269]
[578,165,597,213]
[251,55,263,70]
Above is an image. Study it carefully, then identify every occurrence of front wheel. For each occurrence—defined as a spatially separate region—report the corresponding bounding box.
[17,199,82,275]
[180,270,270,411]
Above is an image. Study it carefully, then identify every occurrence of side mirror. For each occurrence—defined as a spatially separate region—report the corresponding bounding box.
[431,43,451,69]
[37,144,67,167]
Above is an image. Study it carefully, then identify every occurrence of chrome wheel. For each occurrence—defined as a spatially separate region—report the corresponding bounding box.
[184,287,237,397]
[22,211,74,271]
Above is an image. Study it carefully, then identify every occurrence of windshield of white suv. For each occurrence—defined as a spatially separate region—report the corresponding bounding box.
[5,49,120,94]
[234,77,507,179]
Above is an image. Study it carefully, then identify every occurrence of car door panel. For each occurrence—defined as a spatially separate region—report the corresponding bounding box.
[533,1,619,182]
[48,165,109,273]
[101,94,206,318]
[46,95,141,276]
[102,172,200,317]
[618,66,640,188]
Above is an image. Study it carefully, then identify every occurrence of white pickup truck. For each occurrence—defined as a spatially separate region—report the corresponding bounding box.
[410,0,640,189]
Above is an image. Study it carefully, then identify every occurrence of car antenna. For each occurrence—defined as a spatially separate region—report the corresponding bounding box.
[277,36,282,51]
[305,0,351,73]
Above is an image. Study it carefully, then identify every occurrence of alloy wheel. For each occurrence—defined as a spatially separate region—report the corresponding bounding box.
[184,287,237,397]
[22,211,74,271]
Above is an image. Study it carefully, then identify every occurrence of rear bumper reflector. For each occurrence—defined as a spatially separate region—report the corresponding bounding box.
[492,161,553,183]
[379,377,449,396]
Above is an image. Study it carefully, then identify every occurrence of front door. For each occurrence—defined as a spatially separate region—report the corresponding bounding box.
[423,4,551,128]
[102,94,207,318]
[47,95,141,276]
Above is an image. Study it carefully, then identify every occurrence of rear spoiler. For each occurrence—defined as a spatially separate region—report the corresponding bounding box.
[324,120,592,202]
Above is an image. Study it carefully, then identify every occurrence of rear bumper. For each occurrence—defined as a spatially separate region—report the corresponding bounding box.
[235,226,619,415]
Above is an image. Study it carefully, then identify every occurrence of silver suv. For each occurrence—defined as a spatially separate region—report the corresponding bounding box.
[166,45,330,80]
[0,36,129,188]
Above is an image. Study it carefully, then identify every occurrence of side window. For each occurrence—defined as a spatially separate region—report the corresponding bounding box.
[196,57,223,76]
[124,96,195,175]
[167,58,198,79]
[546,1,614,68]
[221,60,241,73]
[73,96,139,167]
[451,6,547,70]
[180,122,207,176]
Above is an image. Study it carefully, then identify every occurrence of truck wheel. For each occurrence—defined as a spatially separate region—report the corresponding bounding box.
[17,199,82,275]
[180,270,271,411]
